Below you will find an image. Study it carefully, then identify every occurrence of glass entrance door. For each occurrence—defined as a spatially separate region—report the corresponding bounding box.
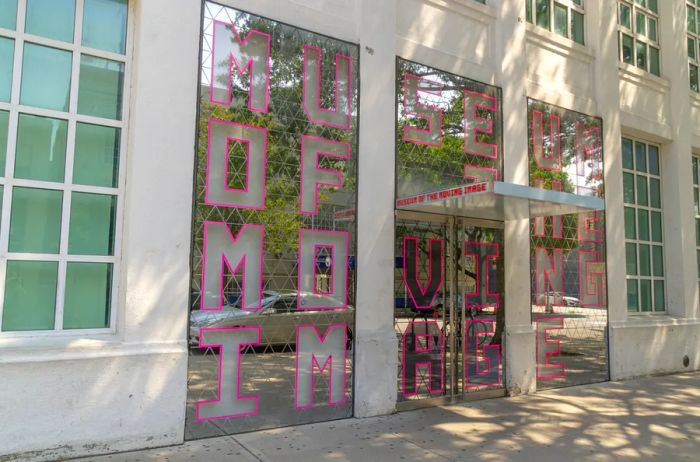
[395,212,505,409]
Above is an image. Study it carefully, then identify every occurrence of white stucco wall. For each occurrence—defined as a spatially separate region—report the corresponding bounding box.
[3,0,700,460]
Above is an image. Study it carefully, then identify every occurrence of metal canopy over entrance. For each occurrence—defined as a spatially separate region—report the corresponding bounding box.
[395,181,605,221]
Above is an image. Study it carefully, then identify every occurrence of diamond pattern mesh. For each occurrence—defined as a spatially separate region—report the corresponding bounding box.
[186,2,358,439]
[527,98,609,389]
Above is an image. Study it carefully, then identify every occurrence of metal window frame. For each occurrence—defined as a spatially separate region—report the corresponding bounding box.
[622,138,666,314]
[0,0,133,337]
[617,0,661,75]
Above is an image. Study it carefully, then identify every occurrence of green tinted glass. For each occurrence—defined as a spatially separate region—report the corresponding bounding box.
[689,37,696,60]
[648,17,657,41]
[651,211,662,242]
[639,279,652,312]
[622,34,634,64]
[649,179,660,208]
[572,11,584,45]
[526,0,532,22]
[694,158,699,185]
[82,0,128,54]
[25,0,75,43]
[638,209,649,241]
[73,123,120,187]
[696,219,700,246]
[627,279,638,311]
[649,46,660,76]
[0,110,8,176]
[14,114,68,182]
[619,3,631,28]
[2,260,57,331]
[653,280,664,311]
[9,187,62,253]
[63,262,112,329]
[20,43,72,112]
[635,142,646,172]
[696,189,699,215]
[648,0,657,13]
[622,138,634,169]
[625,207,636,239]
[647,145,659,175]
[626,243,637,275]
[636,175,648,206]
[0,37,12,102]
[536,0,550,29]
[652,245,663,277]
[639,244,651,276]
[623,172,635,204]
[68,192,116,255]
[636,12,646,36]
[78,55,124,120]
[691,5,697,35]
[636,41,647,70]
[0,0,18,30]
[554,3,568,37]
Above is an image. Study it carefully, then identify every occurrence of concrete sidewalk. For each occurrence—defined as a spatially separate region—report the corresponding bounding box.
[77,372,700,462]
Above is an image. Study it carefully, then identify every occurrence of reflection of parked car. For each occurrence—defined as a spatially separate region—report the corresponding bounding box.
[536,292,581,307]
[189,292,354,347]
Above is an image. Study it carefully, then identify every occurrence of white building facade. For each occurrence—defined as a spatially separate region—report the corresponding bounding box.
[1,0,699,459]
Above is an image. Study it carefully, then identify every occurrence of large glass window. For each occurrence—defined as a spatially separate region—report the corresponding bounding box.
[525,0,586,45]
[527,99,608,389]
[187,2,358,437]
[0,0,129,333]
[692,156,700,287]
[622,138,664,313]
[618,1,660,76]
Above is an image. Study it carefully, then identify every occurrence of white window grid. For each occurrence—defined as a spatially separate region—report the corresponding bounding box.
[617,0,661,76]
[0,0,132,336]
[688,0,700,91]
[622,138,665,313]
[526,0,586,45]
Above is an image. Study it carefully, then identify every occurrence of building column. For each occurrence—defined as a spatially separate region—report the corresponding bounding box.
[496,0,536,395]
[353,0,398,417]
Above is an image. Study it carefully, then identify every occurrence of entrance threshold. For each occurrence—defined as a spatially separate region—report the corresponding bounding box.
[395,181,604,220]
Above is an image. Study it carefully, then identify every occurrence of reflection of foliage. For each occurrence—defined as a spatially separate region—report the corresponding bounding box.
[195,13,359,256]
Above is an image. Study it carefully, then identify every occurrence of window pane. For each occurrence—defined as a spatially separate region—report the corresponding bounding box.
[572,11,584,45]
[639,244,651,276]
[626,243,637,275]
[689,37,696,60]
[649,179,660,208]
[690,5,697,35]
[68,192,116,255]
[14,114,68,182]
[0,0,18,30]
[694,158,699,185]
[696,219,700,246]
[622,34,634,64]
[622,138,634,169]
[73,123,120,187]
[78,55,124,120]
[639,279,652,312]
[0,110,8,176]
[636,175,648,206]
[0,37,12,102]
[623,172,635,203]
[627,279,638,311]
[554,3,568,37]
[636,41,647,70]
[82,0,128,54]
[649,46,660,76]
[696,189,699,215]
[526,0,532,22]
[638,209,649,241]
[635,142,647,172]
[652,245,664,277]
[648,145,659,175]
[20,43,72,112]
[2,261,57,331]
[647,0,657,13]
[653,280,664,312]
[619,3,631,28]
[648,17,657,42]
[636,11,646,36]
[63,262,112,329]
[536,0,550,29]
[625,206,636,239]
[9,187,62,253]
[25,0,75,43]
[651,211,662,242]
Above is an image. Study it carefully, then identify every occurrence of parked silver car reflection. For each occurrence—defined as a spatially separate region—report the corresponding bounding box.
[536,291,581,307]
[189,291,354,348]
